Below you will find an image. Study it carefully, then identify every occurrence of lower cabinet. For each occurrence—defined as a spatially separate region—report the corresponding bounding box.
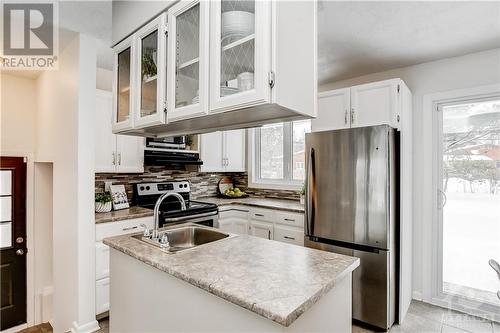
[218,205,304,245]
[95,216,154,316]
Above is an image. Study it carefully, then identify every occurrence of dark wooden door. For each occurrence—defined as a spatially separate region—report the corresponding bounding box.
[0,157,27,330]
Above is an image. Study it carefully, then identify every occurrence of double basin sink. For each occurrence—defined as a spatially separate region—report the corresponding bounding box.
[133,224,233,253]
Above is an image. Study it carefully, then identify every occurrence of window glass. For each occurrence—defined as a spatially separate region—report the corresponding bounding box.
[260,123,284,179]
[292,120,311,181]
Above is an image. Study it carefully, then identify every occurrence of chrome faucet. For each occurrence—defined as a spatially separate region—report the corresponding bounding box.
[152,192,186,239]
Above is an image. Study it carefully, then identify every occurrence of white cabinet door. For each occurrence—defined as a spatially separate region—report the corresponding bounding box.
[167,0,210,122]
[200,131,223,172]
[232,219,249,235]
[116,135,144,173]
[218,219,233,233]
[313,88,350,132]
[208,0,271,113]
[350,79,400,128]
[96,278,110,315]
[223,130,246,172]
[95,90,117,172]
[133,14,168,128]
[95,242,110,280]
[112,36,135,132]
[249,220,273,240]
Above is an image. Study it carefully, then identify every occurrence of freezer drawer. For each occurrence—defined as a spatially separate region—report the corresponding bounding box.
[305,238,395,330]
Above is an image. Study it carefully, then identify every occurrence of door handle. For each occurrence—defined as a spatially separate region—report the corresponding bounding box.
[122,226,138,231]
[350,108,355,124]
[268,230,271,240]
[112,153,116,165]
[284,236,295,240]
[344,109,348,125]
[305,147,316,236]
[118,153,122,165]
[438,189,447,209]
[16,249,25,256]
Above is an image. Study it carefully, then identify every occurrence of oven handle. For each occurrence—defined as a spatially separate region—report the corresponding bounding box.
[163,211,219,223]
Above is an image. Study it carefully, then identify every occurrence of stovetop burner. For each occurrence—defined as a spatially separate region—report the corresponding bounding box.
[133,181,218,227]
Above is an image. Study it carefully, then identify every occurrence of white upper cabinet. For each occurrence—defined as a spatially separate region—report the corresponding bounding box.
[134,15,167,128]
[97,90,145,173]
[113,36,135,132]
[315,79,407,132]
[350,79,400,129]
[166,0,210,122]
[200,129,245,172]
[208,0,270,113]
[313,88,351,132]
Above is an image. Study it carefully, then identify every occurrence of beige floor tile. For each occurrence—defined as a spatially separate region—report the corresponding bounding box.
[441,324,473,333]
[442,313,493,333]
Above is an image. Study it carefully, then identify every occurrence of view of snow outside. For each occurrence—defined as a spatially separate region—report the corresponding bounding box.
[442,99,500,306]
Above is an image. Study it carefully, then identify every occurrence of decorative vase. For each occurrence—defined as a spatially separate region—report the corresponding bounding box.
[95,201,112,213]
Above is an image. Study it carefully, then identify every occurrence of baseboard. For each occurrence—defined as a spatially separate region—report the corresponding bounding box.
[70,320,100,333]
[40,286,54,323]
[412,290,423,301]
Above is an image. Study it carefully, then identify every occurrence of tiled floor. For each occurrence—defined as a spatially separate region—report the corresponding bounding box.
[17,301,499,333]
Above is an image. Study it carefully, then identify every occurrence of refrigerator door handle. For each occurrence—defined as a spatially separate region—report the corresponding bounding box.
[305,147,316,236]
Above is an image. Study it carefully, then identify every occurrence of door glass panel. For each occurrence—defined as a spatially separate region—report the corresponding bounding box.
[220,0,255,97]
[441,99,500,306]
[260,123,284,179]
[292,120,311,181]
[117,47,131,123]
[0,197,12,222]
[0,223,12,248]
[175,4,200,108]
[0,171,12,195]
[140,31,158,117]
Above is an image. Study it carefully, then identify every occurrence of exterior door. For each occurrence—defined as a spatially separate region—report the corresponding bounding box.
[313,89,351,132]
[209,0,271,113]
[0,157,27,330]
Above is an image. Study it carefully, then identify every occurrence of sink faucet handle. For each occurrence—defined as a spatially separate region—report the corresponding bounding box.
[159,233,169,248]
[140,224,151,238]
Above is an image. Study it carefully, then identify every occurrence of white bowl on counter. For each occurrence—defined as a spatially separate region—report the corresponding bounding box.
[222,11,254,44]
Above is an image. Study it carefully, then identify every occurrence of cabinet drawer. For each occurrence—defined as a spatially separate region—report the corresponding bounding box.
[96,277,110,315]
[249,208,275,222]
[95,216,153,241]
[95,242,110,280]
[275,211,304,228]
[274,225,304,246]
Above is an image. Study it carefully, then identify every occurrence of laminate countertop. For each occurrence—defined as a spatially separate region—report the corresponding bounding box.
[103,226,359,327]
[95,206,153,224]
[197,197,305,213]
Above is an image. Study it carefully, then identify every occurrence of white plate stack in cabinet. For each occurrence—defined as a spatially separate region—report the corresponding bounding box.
[111,0,317,136]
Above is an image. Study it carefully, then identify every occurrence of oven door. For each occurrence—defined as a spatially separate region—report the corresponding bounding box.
[161,211,219,228]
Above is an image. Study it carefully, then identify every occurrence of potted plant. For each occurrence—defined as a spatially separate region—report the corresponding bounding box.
[141,48,157,80]
[300,184,306,204]
[185,135,193,150]
[95,192,113,213]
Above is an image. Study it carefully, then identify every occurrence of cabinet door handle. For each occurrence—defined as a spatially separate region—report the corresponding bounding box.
[344,109,348,125]
[284,236,295,240]
[268,230,271,240]
[351,108,355,124]
[118,153,122,165]
[284,218,295,222]
[255,213,264,217]
[112,153,116,165]
[122,226,138,231]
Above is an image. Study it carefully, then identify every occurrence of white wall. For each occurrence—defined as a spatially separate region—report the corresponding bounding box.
[36,32,97,332]
[96,68,112,91]
[319,48,500,298]
[112,1,175,45]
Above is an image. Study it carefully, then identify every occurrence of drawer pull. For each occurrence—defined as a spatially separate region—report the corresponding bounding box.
[122,226,138,231]
[284,236,296,240]
[284,218,295,222]
[254,213,265,217]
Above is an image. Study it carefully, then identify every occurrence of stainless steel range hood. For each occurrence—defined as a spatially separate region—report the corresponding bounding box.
[121,104,312,138]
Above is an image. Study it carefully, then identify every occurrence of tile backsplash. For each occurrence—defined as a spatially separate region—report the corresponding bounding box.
[95,166,300,203]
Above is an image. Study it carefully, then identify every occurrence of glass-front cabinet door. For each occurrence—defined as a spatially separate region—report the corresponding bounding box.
[133,14,167,128]
[113,36,135,132]
[209,0,271,113]
[167,0,209,121]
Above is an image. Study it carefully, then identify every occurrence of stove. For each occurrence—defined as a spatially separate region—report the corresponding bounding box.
[133,181,219,228]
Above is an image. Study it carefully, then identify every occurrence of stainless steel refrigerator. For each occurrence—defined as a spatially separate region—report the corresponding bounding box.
[304,125,397,330]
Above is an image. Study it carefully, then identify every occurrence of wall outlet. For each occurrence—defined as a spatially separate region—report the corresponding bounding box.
[104,181,113,192]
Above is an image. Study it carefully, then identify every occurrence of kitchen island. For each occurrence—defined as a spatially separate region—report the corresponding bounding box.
[104,226,359,332]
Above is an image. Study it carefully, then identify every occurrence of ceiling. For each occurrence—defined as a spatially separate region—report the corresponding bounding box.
[318,1,500,85]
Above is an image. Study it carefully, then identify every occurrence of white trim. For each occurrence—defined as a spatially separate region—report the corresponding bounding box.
[70,319,100,333]
[0,323,27,333]
[421,83,500,318]
[412,291,423,301]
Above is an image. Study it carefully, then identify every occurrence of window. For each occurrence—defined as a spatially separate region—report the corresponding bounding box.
[252,120,311,188]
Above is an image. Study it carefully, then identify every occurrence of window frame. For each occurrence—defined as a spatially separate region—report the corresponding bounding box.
[248,121,308,190]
